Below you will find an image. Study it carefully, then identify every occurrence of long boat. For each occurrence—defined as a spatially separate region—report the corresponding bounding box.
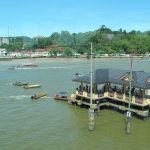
[24,84,41,89]
[13,82,28,86]
[30,93,46,99]
[17,64,38,67]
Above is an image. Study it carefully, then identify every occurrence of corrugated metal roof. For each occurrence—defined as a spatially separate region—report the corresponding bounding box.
[73,68,150,89]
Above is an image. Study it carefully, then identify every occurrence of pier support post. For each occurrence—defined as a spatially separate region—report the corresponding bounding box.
[126,111,131,134]
[96,101,100,116]
[88,108,94,131]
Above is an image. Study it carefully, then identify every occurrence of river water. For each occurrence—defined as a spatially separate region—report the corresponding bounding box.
[0,58,150,150]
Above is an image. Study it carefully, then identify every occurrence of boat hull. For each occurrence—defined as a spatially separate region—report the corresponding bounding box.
[13,82,28,86]
[18,64,38,67]
[24,85,41,89]
[30,93,46,99]
[54,97,68,101]
[8,67,17,70]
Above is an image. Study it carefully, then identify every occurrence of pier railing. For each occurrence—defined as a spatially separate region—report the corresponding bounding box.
[75,89,150,106]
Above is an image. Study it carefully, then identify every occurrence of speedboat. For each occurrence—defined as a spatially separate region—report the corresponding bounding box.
[30,93,46,99]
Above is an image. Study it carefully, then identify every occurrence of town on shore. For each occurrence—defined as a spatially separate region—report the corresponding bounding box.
[0,45,149,60]
[0,26,150,60]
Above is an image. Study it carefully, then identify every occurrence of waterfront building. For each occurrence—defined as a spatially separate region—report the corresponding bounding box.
[9,51,22,57]
[69,68,150,118]
[46,45,64,54]
[34,45,64,57]
[33,49,50,57]
[0,37,9,46]
[0,48,7,56]
[20,51,34,57]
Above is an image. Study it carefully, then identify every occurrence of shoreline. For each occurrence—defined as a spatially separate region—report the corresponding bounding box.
[0,55,145,61]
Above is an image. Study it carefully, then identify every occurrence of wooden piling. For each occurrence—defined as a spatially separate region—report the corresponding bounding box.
[126,111,131,134]
[97,101,100,116]
[89,108,94,131]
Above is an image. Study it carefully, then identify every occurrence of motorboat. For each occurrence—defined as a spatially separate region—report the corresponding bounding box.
[54,92,69,101]
[13,82,28,86]
[30,93,46,99]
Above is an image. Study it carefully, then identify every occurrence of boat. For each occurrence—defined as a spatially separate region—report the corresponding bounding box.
[54,92,69,101]
[8,66,18,70]
[24,84,41,89]
[13,82,28,86]
[17,63,38,67]
[30,93,46,99]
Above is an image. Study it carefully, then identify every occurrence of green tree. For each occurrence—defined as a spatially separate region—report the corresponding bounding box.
[49,47,59,56]
[38,38,46,48]
[64,47,73,56]
[51,32,61,44]
[45,37,53,46]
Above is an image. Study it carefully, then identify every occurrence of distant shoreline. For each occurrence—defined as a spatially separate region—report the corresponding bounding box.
[0,55,145,61]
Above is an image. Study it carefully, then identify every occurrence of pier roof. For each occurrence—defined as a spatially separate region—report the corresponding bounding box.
[73,68,150,89]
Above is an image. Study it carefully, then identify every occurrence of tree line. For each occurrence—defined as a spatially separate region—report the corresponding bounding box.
[1,25,150,54]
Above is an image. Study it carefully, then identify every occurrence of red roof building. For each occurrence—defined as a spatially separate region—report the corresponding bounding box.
[35,49,48,52]
[47,45,64,52]
[35,45,64,53]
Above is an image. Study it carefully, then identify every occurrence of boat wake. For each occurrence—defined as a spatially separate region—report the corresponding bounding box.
[9,95,30,100]
[18,68,33,70]
[39,66,65,69]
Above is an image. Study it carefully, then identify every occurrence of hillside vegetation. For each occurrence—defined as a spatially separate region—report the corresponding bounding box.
[1,25,150,54]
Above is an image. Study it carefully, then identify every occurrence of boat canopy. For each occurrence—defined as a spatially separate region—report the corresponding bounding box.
[59,92,68,95]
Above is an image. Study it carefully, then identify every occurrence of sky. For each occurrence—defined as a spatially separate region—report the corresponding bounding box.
[0,0,150,37]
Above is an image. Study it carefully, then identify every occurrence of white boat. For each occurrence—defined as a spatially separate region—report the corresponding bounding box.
[24,84,41,89]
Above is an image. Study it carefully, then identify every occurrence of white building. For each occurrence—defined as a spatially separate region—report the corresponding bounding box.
[9,52,22,57]
[20,51,34,57]
[31,49,50,57]
[0,38,9,46]
[0,48,7,56]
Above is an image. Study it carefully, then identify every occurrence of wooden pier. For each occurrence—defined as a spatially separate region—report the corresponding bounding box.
[69,68,150,118]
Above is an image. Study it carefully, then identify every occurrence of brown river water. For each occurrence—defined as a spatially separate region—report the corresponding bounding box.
[0,57,150,150]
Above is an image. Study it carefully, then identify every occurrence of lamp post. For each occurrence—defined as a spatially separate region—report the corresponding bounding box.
[88,42,94,131]
[126,49,133,134]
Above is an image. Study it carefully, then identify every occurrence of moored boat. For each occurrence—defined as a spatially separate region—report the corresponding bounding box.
[54,92,69,101]
[13,82,28,86]
[30,93,46,99]
[24,84,41,89]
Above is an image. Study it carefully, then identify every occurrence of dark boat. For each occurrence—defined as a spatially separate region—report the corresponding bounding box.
[30,93,46,99]
[8,66,18,70]
[13,82,28,86]
[54,92,69,101]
